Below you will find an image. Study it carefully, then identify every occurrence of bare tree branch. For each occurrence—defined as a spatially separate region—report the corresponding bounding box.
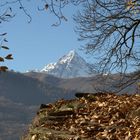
[73,0,140,91]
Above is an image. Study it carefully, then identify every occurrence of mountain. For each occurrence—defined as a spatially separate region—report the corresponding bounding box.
[40,50,96,78]
[25,72,138,94]
[0,96,37,140]
[0,71,77,105]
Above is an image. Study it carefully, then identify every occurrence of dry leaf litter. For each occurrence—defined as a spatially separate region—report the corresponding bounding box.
[23,93,140,140]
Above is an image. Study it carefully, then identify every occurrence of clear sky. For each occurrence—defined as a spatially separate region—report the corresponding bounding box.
[1,1,87,72]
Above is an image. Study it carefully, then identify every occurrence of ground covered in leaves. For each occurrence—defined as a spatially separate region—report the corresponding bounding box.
[23,93,140,140]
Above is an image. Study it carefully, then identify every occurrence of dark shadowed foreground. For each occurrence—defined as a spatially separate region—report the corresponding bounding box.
[23,93,140,140]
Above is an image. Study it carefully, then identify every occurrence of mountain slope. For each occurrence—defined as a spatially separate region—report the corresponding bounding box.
[25,72,138,94]
[0,71,76,140]
[0,71,75,105]
[0,96,36,140]
[40,50,95,78]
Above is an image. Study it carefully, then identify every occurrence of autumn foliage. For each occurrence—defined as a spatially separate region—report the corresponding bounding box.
[23,93,140,140]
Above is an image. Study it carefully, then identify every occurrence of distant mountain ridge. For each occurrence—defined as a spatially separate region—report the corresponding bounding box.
[40,50,96,78]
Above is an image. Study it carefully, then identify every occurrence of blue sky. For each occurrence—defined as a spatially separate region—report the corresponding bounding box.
[1,1,87,72]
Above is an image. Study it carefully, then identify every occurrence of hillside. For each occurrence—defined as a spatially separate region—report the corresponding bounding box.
[0,71,75,140]
[25,72,138,94]
[0,71,75,105]
[0,96,37,140]
[23,93,140,140]
[0,71,139,140]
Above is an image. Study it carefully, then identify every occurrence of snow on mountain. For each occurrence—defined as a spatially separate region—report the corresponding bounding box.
[40,50,96,78]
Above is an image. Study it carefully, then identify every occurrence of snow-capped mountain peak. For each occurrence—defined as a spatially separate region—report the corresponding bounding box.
[40,50,96,78]
[59,50,77,64]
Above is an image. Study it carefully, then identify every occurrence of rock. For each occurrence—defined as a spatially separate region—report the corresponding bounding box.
[40,103,53,109]
[48,110,75,116]
[75,93,90,98]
